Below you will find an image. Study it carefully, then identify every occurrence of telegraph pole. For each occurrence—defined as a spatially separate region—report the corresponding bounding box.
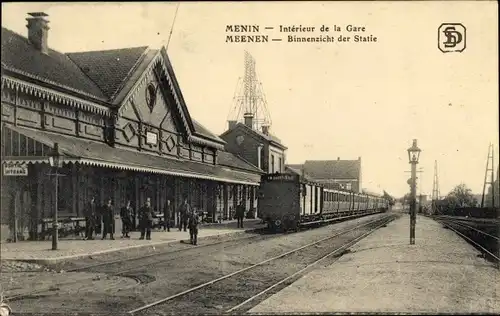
[407,140,421,245]
[481,143,495,208]
[432,160,441,215]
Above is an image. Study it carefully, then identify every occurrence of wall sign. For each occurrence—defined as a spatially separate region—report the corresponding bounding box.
[265,174,296,182]
[3,163,28,176]
[146,131,158,145]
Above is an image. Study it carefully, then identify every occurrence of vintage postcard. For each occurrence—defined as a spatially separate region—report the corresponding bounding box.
[0,1,498,316]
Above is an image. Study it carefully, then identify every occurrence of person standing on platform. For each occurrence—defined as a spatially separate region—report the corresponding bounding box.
[84,196,97,240]
[139,197,154,240]
[188,209,200,245]
[95,200,103,236]
[178,197,190,232]
[163,199,173,232]
[101,198,115,240]
[236,200,245,228]
[120,200,133,238]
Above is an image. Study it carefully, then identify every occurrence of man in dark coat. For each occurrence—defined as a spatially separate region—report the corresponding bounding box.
[101,198,115,240]
[188,209,200,245]
[163,199,172,232]
[236,200,246,228]
[95,201,102,235]
[178,197,190,232]
[85,196,97,240]
[120,200,133,238]
[139,197,154,240]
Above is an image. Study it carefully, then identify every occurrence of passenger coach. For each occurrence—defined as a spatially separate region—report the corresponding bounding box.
[257,173,389,231]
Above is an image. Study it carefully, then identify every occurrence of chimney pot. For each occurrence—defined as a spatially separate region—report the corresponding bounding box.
[262,124,270,135]
[26,12,50,54]
[243,113,254,129]
[228,120,237,130]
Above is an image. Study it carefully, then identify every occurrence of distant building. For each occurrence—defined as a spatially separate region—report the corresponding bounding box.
[220,114,288,174]
[286,157,362,193]
[419,194,429,204]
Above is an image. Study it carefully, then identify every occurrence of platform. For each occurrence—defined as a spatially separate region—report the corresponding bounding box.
[0,219,264,263]
[249,214,500,314]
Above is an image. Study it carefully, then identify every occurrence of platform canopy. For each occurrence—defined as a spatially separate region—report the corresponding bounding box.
[1,124,261,186]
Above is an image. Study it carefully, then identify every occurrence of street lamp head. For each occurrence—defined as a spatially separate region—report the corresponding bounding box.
[48,143,64,168]
[407,139,421,164]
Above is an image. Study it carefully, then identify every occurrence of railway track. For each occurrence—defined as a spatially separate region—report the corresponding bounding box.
[3,214,374,303]
[128,213,398,315]
[67,211,381,274]
[433,216,499,265]
[4,213,392,308]
[2,231,274,303]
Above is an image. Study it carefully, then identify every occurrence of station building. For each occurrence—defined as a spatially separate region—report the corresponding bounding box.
[219,114,288,217]
[0,13,263,241]
[220,115,288,174]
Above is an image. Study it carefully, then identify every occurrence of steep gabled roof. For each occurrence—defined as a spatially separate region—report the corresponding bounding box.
[303,159,361,180]
[220,122,287,150]
[66,46,149,100]
[217,150,263,173]
[192,119,226,145]
[2,26,226,148]
[1,27,106,100]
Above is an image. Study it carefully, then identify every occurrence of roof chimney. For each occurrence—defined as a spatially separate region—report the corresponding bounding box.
[26,12,50,54]
[243,112,254,129]
[228,120,237,130]
[262,123,270,135]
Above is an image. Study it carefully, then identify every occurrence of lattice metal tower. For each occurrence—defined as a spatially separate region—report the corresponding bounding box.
[227,51,272,132]
[481,143,495,208]
[431,160,440,214]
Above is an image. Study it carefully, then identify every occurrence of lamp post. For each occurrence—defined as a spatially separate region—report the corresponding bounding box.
[407,139,421,245]
[48,143,64,250]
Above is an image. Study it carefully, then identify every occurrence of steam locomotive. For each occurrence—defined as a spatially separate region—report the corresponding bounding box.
[257,173,390,231]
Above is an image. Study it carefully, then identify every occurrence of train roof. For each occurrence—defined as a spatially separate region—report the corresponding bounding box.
[262,173,390,200]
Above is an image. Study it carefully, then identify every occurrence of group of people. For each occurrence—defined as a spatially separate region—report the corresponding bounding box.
[84,197,117,240]
[83,196,200,245]
[161,197,199,245]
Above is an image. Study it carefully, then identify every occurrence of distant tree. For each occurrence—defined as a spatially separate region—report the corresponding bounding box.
[382,190,395,206]
[443,183,477,209]
[400,193,411,203]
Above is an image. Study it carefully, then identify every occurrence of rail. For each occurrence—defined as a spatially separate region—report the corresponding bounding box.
[433,216,499,266]
[127,214,397,314]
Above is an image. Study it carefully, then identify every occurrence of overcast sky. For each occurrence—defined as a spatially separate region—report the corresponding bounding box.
[2,1,498,197]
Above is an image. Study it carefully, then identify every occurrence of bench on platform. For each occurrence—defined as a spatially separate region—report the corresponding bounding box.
[40,216,86,240]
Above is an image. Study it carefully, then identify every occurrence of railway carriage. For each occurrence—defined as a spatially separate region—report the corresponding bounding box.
[258,173,389,232]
